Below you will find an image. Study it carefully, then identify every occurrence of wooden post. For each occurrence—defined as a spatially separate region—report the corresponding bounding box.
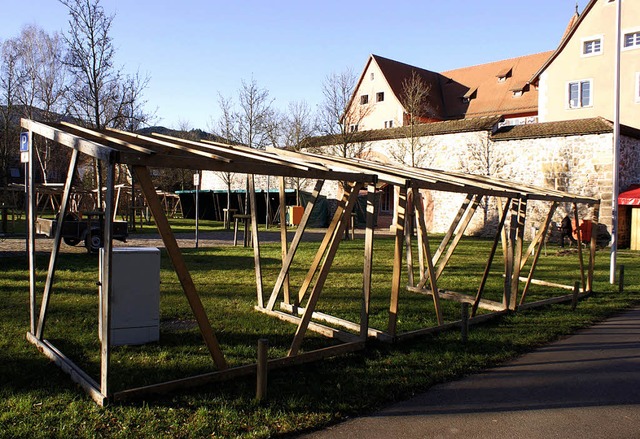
[573,203,587,292]
[433,194,474,264]
[35,149,79,339]
[278,176,290,304]
[265,180,325,311]
[571,281,579,311]
[472,197,511,316]
[388,183,408,336]
[100,161,115,397]
[434,195,480,280]
[588,204,600,293]
[289,182,363,356]
[133,165,228,370]
[519,202,558,306]
[404,189,414,287]
[461,302,469,343]
[509,199,527,311]
[619,265,625,294]
[413,186,443,325]
[256,338,268,401]
[248,175,264,308]
[361,183,376,340]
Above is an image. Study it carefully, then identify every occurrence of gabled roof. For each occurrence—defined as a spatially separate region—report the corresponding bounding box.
[364,51,551,122]
[440,51,553,119]
[370,54,446,119]
[530,0,598,83]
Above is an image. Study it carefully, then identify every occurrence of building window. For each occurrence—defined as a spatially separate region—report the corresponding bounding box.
[568,80,592,108]
[360,95,369,105]
[384,120,393,128]
[370,72,374,80]
[349,124,358,132]
[582,37,602,55]
[376,92,384,102]
[624,31,640,49]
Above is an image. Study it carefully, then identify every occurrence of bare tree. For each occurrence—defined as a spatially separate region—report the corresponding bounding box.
[392,70,434,168]
[459,136,505,226]
[318,68,371,159]
[0,38,21,191]
[211,93,240,216]
[61,0,151,205]
[13,25,69,183]
[282,100,316,204]
[236,77,274,150]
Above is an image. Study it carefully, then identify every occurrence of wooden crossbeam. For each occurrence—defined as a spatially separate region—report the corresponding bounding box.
[265,179,325,311]
[361,184,376,340]
[412,187,443,325]
[519,202,558,305]
[509,199,528,310]
[295,183,350,306]
[278,176,290,304]
[574,203,587,292]
[35,149,79,340]
[255,307,359,343]
[248,175,264,308]
[133,165,227,370]
[406,286,505,312]
[388,183,408,336]
[288,182,363,356]
[472,197,511,317]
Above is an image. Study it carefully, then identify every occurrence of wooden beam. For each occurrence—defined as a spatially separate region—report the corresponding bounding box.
[407,286,505,312]
[278,303,389,341]
[517,292,590,311]
[509,199,527,310]
[388,183,408,336]
[574,203,587,292]
[515,276,581,291]
[133,165,228,370]
[288,182,363,356]
[296,183,350,306]
[265,179,324,311]
[255,307,360,343]
[588,204,600,293]
[472,197,511,317]
[395,310,509,342]
[519,202,558,305]
[21,118,117,163]
[404,189,415,287]
[433,194,474,264]
[278,176,290,304]
[35,150,79,339]
[433,194,479,280]
[100,162,116,397]
[413,187,443,325]
[361,183,376,340]
[248,175,264,308]
[112,342,365,402]
[26,334,107,406]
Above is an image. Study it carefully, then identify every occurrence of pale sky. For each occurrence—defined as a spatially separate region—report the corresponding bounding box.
[0,0,588,131]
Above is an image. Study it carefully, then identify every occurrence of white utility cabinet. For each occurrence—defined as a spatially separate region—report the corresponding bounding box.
[100,247,160,345]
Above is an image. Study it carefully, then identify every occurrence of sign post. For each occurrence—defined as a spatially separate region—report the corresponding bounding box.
[194,172,200,249]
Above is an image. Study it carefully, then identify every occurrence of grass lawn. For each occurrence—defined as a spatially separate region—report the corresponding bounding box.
[1,226,638,438]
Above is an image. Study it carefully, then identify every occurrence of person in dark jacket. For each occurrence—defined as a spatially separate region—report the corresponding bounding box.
[560,215,577,248]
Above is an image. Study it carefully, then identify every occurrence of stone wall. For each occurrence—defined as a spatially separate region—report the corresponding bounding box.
[200,130,640,243]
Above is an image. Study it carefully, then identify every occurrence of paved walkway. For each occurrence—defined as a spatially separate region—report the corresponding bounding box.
[302,306,640,439]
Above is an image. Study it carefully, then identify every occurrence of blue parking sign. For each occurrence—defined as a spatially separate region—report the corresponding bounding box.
[20,132,29,152]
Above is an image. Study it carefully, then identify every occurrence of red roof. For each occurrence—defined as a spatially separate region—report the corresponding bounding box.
[619,185,640,206]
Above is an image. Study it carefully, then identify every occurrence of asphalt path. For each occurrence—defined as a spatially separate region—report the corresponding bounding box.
[302,306,640,439]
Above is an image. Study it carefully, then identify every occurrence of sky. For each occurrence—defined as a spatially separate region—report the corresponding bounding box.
[0,0,589,131]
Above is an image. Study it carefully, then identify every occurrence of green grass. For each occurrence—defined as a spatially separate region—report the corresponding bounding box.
[1,230,638,438]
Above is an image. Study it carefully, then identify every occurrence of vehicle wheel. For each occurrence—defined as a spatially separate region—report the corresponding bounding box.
[63,236,81,246]
[85,230,103,253]
[62,212,81,246]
